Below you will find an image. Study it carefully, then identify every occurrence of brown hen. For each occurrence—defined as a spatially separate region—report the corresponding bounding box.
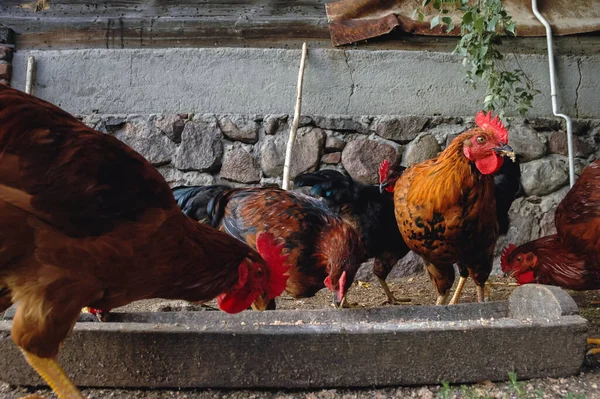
[0,85,289,399]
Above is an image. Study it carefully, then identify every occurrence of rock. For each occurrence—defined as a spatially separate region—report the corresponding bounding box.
[157,166,215,187]
[509,121,547,162]
[374,115,428,143]
[260,134,287,178]
[312,115,372,134]
[80,114,102,129]
[260,127,325,179]
[113,116,176,165]
[572,119,589,136]
[95,115,127,134]
[289,127,326,179]
[402,133,441,166]
[415,387,435,399]
[0,47,13,62]
[548,131,592,158]
[528,117,564,132]
[355,252,425,282]
[509,285,578,319]
[321,152,341,164]
[156,114,186,143]
[341,138,401,185]
[218,115,259,144]
[298,115,313,127]
[264,115,288,135]
[325,132,346,152]
[428,123,466,147]
[220,143,261,183]
[172,120,223,172]
[520,155,569,196]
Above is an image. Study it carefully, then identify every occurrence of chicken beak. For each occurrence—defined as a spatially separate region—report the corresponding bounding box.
[493,143,516,162]
[251,293,270,311]
[379,182,389,194]
[333,292,347,308]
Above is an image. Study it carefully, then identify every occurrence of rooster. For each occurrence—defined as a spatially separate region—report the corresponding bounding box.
[393,111,516,305]
[501,159,600,290]
[293,167,411,304]
[0,84,289,399]
[173,186,364,308]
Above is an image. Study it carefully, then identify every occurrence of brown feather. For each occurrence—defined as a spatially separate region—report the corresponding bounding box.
[0,84,272,358]
[394,128,500,297]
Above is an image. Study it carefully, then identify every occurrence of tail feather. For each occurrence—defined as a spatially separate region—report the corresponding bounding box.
[293,170,358,205]
[494,158,524,235]
[172,185,230,223]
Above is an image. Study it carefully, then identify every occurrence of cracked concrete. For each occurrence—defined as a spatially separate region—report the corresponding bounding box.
[342,49,355,114]
[10,47,600,118]
[575,58,583,118]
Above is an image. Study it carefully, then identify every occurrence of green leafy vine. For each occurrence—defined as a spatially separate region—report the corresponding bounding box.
[415,0,539,118]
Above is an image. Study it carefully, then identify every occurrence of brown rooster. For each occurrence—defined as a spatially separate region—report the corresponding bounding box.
[293,165,411,305]
[393,111,515,305]
[0,85,289,399]
[174,186,364,308]
[501,159,600,290]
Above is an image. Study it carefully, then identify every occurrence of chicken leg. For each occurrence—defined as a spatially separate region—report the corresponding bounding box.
[448,276,468,305]
[377,277,411,305]
[21,349,84,399]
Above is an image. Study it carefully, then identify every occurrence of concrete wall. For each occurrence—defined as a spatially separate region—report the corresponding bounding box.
[10,47,600,118]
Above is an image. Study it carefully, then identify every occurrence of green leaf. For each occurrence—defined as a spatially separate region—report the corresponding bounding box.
[462,11,473,25]
[442,17,452,26]
[430,15,440,28]
[422,0,432,7]
[433,0,442,10]
[507,22,517,35]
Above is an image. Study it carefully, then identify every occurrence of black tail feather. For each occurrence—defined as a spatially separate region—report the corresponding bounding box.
[172,185,230,223]
[494,158,524,235]
[293,169,359,205]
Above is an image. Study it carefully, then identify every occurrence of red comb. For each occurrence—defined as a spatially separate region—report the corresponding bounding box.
[378,159,390,184]
[475,111,508,144]
[500,243,517,273]
[256,232,289,299]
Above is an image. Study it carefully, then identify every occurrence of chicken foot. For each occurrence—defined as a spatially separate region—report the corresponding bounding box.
[587,338,600,355]
[435,293,449,305]
[377,277,411,305]
[21,349,84,399]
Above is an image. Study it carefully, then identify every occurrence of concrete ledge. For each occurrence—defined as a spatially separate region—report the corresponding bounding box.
[10,47,600,118]
[0,285,588,388]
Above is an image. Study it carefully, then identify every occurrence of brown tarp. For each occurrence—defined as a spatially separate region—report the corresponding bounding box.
[326,0,600,46]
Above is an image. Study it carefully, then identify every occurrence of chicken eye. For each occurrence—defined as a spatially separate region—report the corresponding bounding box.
[476,136,486,144]
[516,256,522,262]
[256,268,264,277]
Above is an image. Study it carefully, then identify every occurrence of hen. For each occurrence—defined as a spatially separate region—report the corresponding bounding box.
[501,159,600,355]
[501,159,600,290]
[293,167,411,304]
[0,85,289,399]
[393,111,515,305]
[173,186,364,308]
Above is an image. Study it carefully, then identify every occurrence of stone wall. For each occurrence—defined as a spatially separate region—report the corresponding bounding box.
[79,112,600,278]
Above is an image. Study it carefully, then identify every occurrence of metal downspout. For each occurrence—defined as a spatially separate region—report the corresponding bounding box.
[531,0,575,187]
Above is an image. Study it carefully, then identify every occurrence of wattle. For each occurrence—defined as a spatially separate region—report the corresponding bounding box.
[475,153,504,175]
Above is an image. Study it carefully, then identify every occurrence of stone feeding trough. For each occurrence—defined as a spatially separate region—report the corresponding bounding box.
[0,285,588,389]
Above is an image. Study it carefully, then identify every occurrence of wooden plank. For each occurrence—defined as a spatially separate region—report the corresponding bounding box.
[0,1,331,49]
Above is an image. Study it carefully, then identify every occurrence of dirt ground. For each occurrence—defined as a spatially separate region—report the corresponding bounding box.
[3,273,600,399]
